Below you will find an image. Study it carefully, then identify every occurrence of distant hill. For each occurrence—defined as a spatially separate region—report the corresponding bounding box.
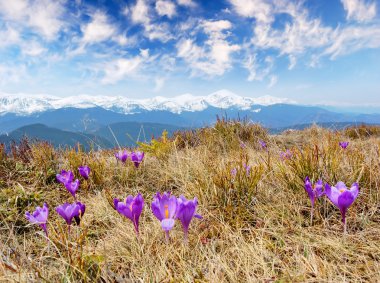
[0,122,184,150]
[0,124,112,150]
[94,122,184,147]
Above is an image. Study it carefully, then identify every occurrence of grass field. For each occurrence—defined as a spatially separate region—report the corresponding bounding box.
[1,121,380,282]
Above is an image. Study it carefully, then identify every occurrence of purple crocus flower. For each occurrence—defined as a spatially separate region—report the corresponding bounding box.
[115,150,128,163]
[259,140,267,149]
[64,179,80,199]
[25,203,49,237]
[325,181,359,233]
[78,166,90,180]
[56,170,74,185]
[231,168,237,178]
[56,202,85,229]
[240,141,247,149]
[176,195,202,241]
[280,149,293,160]
[339,142,349,149]
[243,164,251,175]
[151,192,178,240]
[114,193,144,235]
[74,202,86,225]
[304,177,325,224]
[130,151,144,168]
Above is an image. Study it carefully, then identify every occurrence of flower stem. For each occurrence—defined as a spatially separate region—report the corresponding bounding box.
[310,207,314,226]
[165,231,170,244]
[343,218,347,235]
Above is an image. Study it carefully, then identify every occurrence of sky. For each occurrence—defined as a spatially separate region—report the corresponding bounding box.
[0,0,379,105]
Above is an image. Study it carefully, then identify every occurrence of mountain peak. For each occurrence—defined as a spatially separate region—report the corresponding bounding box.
[0,90,295,116]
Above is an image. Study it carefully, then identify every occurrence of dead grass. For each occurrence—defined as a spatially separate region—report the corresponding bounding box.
[1,122,380,282]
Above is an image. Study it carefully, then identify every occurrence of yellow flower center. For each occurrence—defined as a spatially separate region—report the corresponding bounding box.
[339,189,345,193]
[129,203,133,212]
[164,204,169,219]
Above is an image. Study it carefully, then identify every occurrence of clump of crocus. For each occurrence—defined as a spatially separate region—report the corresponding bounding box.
[25,203,49,237]
[56,202,86,231]
[280,149,293,160]
[151,192,178,241]
[176,195,202,242]
[339,142,349,149]
[325,181,359,234]
[243,164,251,175]
[115,150,128,163]
[114,193,144,236]
[64,179,80,199]
[304,177,325,224]
[78,165,90,180]
[259,140,267,150]
[231,168,237,179]
[56,170,74,185]
[240,141,247,149]
[130,151,144,168]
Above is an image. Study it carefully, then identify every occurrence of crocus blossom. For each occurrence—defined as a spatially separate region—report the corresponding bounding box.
[339,142,349,149]
[304,177,325,207]
[259,140,267,149]
[74,202,86,225]
[25,203,49,236]
[65,179,80,198]
[78,166,90,180]
[151,192,178,239]
[131,151,144,168]
[176,195,202,241]
[243,164,251,175]
[325,181,359,233]
[115,150,128,163]
[56,170,74,185]
[280,149,293,160]
[114,193,144,235]
[231,168,237,178]
[56,202,85,228]
[304,177,325,224]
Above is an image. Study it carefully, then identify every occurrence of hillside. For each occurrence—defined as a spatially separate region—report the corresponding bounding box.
[1,122,379,281]
[0,124,113,150]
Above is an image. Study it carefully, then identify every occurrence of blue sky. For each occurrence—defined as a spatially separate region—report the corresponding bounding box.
[0,0,379,105]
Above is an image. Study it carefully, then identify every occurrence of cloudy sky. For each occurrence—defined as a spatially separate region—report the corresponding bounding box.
[0,0,379,105]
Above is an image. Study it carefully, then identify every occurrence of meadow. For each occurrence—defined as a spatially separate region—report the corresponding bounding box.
[1,120,380,282]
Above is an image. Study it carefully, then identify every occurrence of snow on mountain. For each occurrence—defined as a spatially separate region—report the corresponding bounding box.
[0,90,295,115]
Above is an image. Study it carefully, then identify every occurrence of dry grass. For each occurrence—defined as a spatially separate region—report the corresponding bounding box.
[1,122,380,282]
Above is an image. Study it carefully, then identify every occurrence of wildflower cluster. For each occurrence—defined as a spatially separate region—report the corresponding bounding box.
[115,150,145,168]
[25,165,91,235]
[113,192,202,242]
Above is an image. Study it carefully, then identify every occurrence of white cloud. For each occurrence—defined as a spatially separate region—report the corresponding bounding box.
[81,12,116,44]
[0,25,21,48]
[0,64,27,85]
[22,41,47,56]
[244,54,274,81]
[144,23,174,42]
[154,77,165,91]
[253,13,332,55]
[288,55,297,70]
[324,25,380,59]
[268,75,278,88]
[131,0,150,24]
[229,0,273,23]
[0,0,65,40]
[155,0,177,18]
[177,20,240,77]
[177,0,196,8]
[341,0,377,22]
[100,50,151,84]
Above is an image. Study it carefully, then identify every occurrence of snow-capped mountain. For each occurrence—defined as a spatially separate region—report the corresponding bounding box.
[0,89,295,115]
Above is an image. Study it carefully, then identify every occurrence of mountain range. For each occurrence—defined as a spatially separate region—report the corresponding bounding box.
[1,89,380,149]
